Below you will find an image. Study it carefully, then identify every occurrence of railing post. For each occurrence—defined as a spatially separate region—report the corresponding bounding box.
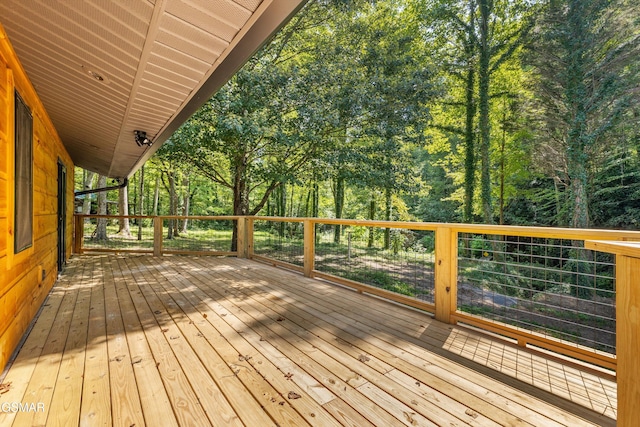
[304,219,315,277]
[584,239,640,427]
[153,217,163,256]
[237,217,246,258]
[434,226,458,323]
[74,215,84,254]
[247,217,254,258]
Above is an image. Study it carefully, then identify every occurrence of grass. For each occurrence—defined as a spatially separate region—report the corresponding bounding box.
[343,269,416,297]
[83,224,234,252]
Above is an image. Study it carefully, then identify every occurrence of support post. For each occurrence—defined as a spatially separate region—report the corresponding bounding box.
[434,227,458,323]
[247,217,254,258]
[237,218,246,258]
[615,254,640,427]
[585,240,640,427]
[74,215,84,254]
[153,217,163,256]
[304,219,315,277]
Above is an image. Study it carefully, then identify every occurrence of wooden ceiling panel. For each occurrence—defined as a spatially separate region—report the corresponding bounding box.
[166,0,252,41]
[156,14,227,63]
[0,0,307,178]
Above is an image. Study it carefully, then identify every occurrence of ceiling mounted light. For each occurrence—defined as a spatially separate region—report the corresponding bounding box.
[80,65,109,84]
[134,130,152,147]
[87,70,104,82]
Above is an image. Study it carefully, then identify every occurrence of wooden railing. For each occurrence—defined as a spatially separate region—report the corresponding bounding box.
[73,213,640,425]
[74,214,640,371]
[74,215,240,256]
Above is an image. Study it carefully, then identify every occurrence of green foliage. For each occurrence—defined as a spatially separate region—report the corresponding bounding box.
[122,0,640,237]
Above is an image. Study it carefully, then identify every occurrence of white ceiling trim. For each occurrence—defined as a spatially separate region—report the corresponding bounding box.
[109,0,169,177]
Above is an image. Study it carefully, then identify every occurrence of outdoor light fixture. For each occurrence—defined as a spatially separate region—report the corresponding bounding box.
[134,130,152,147]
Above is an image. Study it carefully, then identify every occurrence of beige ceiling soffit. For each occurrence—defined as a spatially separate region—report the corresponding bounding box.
[127,0,307,176]
[109,0,168,177]
[152,0,273,140]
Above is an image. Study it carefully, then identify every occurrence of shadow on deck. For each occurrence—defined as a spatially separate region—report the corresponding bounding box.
[0,254,616,426]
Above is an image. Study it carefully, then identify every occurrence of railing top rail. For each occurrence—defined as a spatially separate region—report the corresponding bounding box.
[253,216,640,240]
[251,216,306,223]
[74,214,241,220]
[74,214,640,240]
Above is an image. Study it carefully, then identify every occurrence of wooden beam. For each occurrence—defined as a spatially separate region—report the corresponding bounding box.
[153,217,163,257]
[237,218,246,258]
[586,240,640,427]
[303,219,315,277]
[615,254,640,427]
[247,217,254,258]
[74,215,83,255]
[434,227,457,324]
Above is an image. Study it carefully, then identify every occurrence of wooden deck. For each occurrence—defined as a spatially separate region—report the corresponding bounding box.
[0,255,616,426]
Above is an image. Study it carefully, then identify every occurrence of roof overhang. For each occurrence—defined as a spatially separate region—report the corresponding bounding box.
[0,0,307,178]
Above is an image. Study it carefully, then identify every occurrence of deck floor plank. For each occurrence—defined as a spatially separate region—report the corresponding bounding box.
[79,261,111,427]
[137,257,341,427]
[0,261,76,426]
[11,270,81,427]
[46,259,93,427]
[102,255,146,427]
[226,258,615,427]
[183,258,503,427]
[110,257,179,427]
[171,259,405,427]
[114,258,215,427]
[1,255,617,426]
[135,257,278,427]
[212,265,516,427]
[133,256,317,427]
[224,260,551,427]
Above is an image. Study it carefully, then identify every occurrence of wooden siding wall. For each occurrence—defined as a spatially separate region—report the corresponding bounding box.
[0,25,74,371]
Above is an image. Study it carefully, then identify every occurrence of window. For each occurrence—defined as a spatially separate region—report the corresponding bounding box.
[14,92,32,253]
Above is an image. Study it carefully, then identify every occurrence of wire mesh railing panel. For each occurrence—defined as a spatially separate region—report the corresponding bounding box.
[314,225,435,304]
[82,217,155,251]
[161,218,235,253]
[252,220,304,266]
[457,233,616,354]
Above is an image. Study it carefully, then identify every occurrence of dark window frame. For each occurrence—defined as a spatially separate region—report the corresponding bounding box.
[14,91,33,253]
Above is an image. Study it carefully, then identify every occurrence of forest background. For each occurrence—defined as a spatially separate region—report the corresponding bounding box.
[77,0,640,238]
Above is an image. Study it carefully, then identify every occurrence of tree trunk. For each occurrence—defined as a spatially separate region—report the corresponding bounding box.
[82,171,95,219]
[172,172,180,237]
[304,188,311,217]
[94,175,108,240]
[181,176,190,233]
[231,158,249,252]
[499,100,507,225]
[166,171,176,240]
[479,0,493,224]
[384,187,392,250]
[278,183,286,237]
[333,175,344,243]
[138,166,144,240]
[312,181,319,218]
[368,195,375,248]
[463,0,477,224]
[152,174,160,216]
[117,185,131,236]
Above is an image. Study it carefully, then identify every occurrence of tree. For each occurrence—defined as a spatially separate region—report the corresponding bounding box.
[81,170,95,216]
[530,0,640,228]
[94,175,108,241]
[117,185,131,237]
[356,1,436,247]
[424,0,538,223]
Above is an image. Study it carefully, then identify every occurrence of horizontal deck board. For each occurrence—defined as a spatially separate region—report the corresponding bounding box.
[0,255,616,426]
